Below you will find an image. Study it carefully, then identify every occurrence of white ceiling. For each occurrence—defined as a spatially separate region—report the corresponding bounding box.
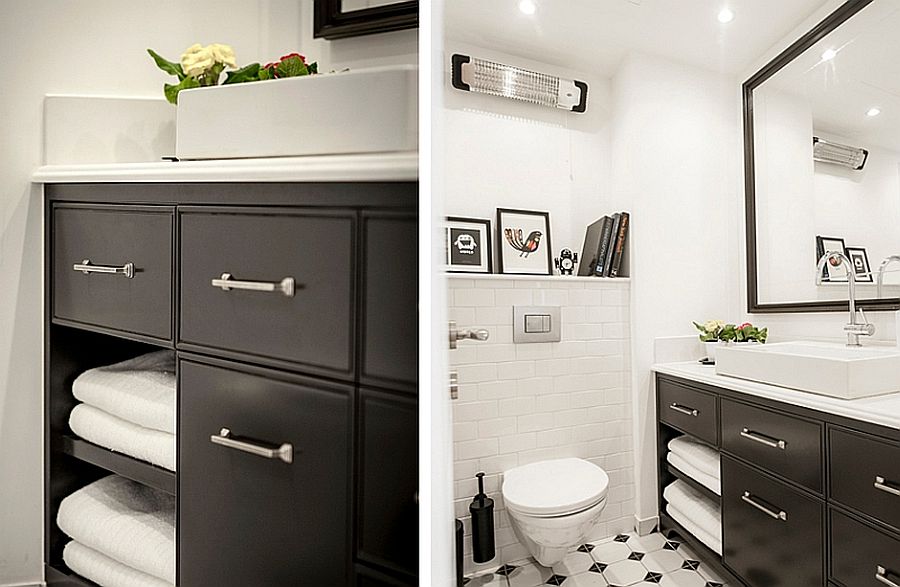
[445,0,829,77]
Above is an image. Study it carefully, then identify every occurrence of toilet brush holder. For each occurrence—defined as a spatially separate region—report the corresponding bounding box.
[469,472,495,563]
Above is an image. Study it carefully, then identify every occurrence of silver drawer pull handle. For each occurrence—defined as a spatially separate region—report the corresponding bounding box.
[741,491,787,521]
[669,403,699,417]
[874,476,900,497]
[73,259,135,279]
[211,272,295,297]
[876,566,900,587]
[740,428,787,450]
[210,427,293,464]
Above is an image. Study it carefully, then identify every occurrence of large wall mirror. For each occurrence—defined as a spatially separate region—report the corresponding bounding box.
[744,0,900,312]
[314,0,417,40]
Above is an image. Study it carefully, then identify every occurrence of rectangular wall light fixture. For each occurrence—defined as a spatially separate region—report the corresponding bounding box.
[813,136,868,170]
[451,54,588,113]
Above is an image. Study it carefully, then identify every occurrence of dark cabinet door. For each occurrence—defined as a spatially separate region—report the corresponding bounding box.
[721,398,823,493]
[722,455,824,587]
[361,212,417,392]
[830,509,900,587]
[179,358,352,586]
[53,204,174,340]
[358,388,418,578]
[657,378,718,445]
[179,207,356,379]
[829,427,900,532]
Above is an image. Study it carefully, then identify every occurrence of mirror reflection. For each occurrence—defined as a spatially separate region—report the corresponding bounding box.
[752,0,900,306]
[341,0,406,12]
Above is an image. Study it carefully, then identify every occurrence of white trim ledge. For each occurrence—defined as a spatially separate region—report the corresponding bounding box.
[447,273,630,284]
[31,152,418,184]
[653,361,900,430]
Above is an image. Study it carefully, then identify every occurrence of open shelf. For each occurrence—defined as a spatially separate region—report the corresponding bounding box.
[665,462,720,504]
[658,512,742,586]
[60,436,176,495]
[46,563,100,587]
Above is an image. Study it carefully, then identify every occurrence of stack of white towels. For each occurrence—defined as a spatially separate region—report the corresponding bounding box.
[69,351,176,472]
[58,475,175,587]
[663,435,722,554]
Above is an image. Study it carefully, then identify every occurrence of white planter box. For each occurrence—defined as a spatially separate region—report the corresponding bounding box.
[176,65,417,160]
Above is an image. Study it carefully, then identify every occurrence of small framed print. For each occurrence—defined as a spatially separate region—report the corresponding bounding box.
[496,208,552,275]
[845,246,873,282]
[816,235,847,282]
[446,217,492,273]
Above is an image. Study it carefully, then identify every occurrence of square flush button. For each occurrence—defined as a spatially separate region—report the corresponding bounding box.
[525,315,544,333]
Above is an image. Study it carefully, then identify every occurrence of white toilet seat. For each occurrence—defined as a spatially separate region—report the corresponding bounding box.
[502,458,609,517]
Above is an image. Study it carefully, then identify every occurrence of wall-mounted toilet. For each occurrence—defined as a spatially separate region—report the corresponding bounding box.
[502,458,609,566]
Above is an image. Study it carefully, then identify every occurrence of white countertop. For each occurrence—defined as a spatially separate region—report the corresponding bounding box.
[31,152,418,184]
[653,361,900,430]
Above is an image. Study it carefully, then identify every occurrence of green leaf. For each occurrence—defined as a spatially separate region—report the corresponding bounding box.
[257,67,273,81]
[307,61,318,74]
[148,49,185,80]
[164,76,200,105]
[223,63,261,85]
[275,55,308,78]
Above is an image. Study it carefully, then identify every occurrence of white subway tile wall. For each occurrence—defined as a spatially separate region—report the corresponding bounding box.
[449,276,634,576]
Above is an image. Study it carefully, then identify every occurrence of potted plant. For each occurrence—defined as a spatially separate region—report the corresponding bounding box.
[693,320,767,363]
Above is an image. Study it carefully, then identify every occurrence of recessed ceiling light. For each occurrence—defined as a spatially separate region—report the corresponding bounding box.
[867,107,881,117]
[821,48,838,61]
[717,8,735,23]
[518,0,537,15]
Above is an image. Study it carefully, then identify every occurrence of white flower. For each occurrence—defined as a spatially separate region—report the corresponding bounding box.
[180,43,236,78]
[703,319,725,333]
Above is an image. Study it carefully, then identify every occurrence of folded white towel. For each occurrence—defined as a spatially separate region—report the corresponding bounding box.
[668,435,719,479]
[64,541,173,587]
[73,351,175,434]
[667,451,721,495]
[70,404,175,472]
[57,476,175,584]
[663,479,721,548]
[666,503,722,555]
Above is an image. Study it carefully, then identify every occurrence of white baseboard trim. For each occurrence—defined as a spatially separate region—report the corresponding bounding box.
[2,582,44,587]
[634,514,660,536]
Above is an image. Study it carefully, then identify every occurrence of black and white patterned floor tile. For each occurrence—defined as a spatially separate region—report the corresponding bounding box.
[464,530,731,587]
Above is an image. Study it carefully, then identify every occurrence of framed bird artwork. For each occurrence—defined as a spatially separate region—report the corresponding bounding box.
[496,208,553,275]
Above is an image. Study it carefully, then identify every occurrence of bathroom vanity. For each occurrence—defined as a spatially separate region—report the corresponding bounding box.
[654,362,900,587]
[37,156,418,586]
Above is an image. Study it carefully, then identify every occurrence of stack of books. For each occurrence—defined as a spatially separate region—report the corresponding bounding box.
[577,212,630,277]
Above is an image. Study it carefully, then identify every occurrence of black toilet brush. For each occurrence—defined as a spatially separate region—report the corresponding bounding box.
[469,472,495,563]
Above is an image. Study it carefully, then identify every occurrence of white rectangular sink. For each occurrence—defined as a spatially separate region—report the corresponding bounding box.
[715,341,900,399]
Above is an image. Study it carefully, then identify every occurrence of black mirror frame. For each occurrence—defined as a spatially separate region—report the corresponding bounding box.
[742,0,895,313]
[314,0,418,40]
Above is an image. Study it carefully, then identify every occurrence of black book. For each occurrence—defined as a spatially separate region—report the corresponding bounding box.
[609,211,630,277]
[594,216,615,277]
[601,213,621,277]
[578,217,608,276]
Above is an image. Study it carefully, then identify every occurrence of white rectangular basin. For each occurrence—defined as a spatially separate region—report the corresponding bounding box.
[176,65,417,160]
[715,341,900,399]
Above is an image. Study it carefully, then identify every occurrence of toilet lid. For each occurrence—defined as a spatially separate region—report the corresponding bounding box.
[502,458,609,517]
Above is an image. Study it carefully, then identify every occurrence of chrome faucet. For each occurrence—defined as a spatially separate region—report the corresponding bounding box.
[876,255,900,298]
[815,251,875,346]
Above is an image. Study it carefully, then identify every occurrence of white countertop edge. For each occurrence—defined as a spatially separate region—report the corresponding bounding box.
[447,273,630,284]
[652,361,900,430]
[31,152,418,183]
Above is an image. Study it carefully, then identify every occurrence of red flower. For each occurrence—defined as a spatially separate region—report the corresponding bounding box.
[738,322,752,330]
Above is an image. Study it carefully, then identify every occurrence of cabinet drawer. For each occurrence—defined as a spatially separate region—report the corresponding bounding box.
[179,208,355,378]
[830,427,900,531]
[178,359,351,586]
[721,398,822,492]
[722,455,824,587]
[831,509,900,587]
[358,389,418,577]
[53,204,173,340]
[657,378,718,445]
[361,212,417,391]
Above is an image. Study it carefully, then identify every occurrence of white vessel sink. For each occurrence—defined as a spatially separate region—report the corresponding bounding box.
[715,341,900,399]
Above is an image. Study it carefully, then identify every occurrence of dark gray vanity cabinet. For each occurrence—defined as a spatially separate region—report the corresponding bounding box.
[656,373,900,587]
[44,182,418,587]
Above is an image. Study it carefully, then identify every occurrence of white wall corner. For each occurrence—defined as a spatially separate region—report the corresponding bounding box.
[633,514,660,537]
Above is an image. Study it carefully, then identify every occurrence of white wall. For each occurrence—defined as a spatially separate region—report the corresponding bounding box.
[0,3,415,584]
[610,53,742,526]
[448,276,633,576]
[442,42,615,257]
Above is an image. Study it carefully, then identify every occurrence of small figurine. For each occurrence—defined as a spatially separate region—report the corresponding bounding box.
[554,248,578,275]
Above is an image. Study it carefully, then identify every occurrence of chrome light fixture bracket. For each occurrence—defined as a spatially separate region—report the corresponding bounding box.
[451,54,588,113]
